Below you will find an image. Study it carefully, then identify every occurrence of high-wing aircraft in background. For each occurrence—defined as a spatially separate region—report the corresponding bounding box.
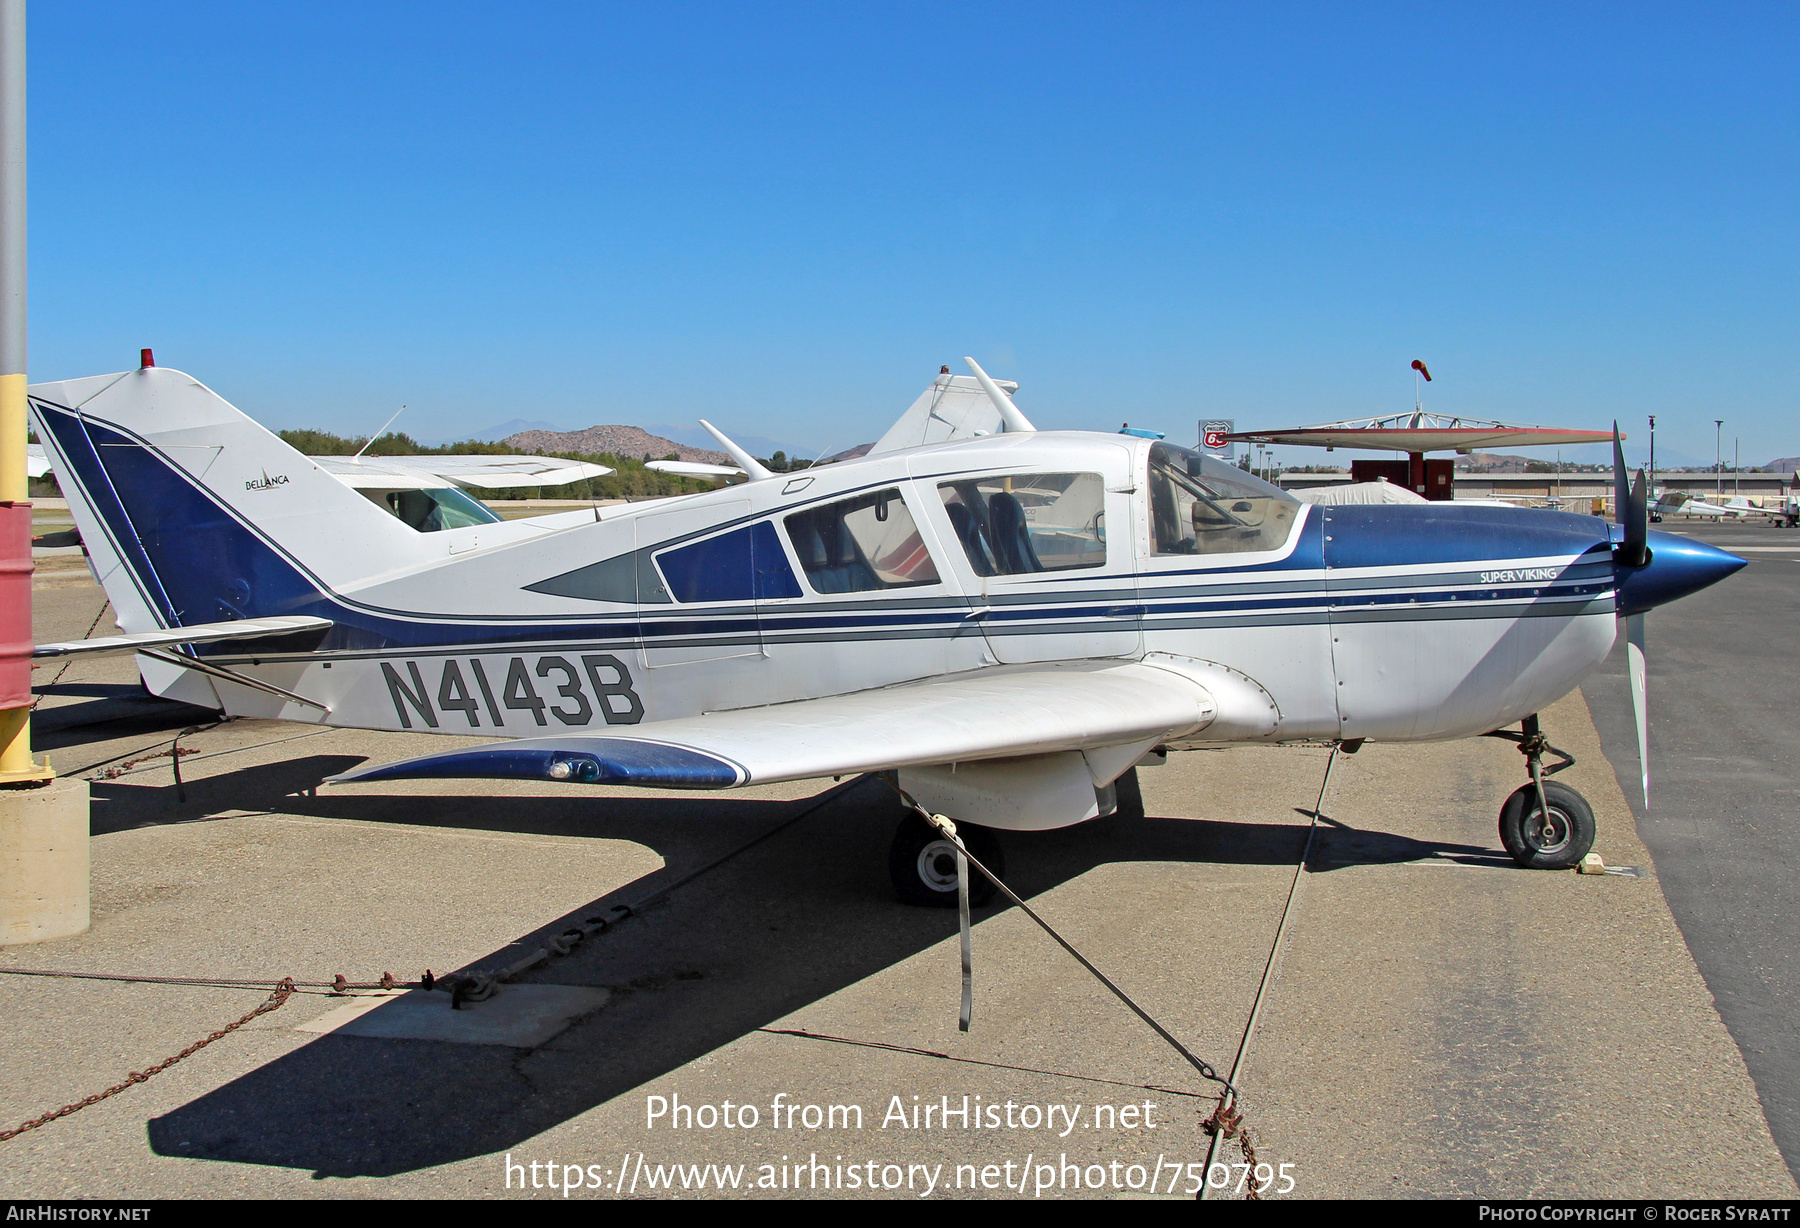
[1650,489,1800,526]
[31,443,614,533]
[27,358,1744,904]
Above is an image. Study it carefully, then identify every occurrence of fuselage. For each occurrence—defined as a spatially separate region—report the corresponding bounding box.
[32,407,1741,748]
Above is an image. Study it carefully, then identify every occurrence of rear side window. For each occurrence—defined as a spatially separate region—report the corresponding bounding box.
[937,473,1107,576]
[784,488,941,593]
[655,521,802,603]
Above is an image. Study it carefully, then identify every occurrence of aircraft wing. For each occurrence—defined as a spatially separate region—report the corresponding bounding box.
[645,459,744,477]
[327,660,1217,789]
[34,615,333,659]
[313,455,613,491]
[27,443,50,479]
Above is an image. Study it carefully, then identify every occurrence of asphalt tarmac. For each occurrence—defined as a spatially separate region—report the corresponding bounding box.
[1582,519,1800,1180]
[1,564,1792,1198]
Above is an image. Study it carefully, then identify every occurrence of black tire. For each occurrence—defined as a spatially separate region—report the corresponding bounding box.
[888,812,1004,908]
[1498,781,1596,870]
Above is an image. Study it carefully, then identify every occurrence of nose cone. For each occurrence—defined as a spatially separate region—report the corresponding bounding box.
[1616,530,1746,615]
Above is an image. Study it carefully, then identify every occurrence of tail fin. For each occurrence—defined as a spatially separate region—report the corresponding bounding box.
[868,372,1020,455]
[30,367,433,634]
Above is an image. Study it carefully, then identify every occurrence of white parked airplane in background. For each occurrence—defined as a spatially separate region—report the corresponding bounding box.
[31,443,613,533]
[26,358,1743,902]
[1650,489,1800,526]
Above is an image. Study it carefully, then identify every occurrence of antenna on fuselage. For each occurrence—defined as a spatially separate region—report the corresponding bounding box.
[964,357,1037,434]
[351,406,406,462]
[699,420,774,481]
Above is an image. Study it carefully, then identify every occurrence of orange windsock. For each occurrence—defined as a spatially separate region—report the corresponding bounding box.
[1411,359,1432,381]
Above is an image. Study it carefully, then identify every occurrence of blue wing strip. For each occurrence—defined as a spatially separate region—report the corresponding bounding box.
[330,738,745,788]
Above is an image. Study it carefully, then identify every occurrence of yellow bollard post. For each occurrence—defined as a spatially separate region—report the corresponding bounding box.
[0,0,87,944]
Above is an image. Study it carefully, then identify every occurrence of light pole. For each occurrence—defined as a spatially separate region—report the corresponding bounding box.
[1716,419,1724,501]
[1648,414,1656,494]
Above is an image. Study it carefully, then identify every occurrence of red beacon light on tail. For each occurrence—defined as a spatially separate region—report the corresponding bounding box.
[140,348,154,369]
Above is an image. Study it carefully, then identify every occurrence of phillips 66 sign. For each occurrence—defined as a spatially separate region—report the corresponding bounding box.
[1200,419,1234,459]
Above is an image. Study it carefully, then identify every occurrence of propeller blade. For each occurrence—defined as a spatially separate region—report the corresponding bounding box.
[1613,423,1630,527]
[1623,468,1650,567]
[1626,612,1649,808]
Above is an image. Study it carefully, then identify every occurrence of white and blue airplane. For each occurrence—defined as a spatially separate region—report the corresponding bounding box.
[27,357,1742,903]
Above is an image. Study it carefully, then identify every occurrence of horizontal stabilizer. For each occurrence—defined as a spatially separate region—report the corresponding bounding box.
[34,615,333,659]
[328,660,1216,789]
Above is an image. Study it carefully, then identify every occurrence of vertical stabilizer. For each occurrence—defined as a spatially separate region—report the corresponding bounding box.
[869,372,1022,455]
[30,367,441,634]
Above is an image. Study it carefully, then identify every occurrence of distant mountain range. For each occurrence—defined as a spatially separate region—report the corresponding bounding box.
[1453,451,1602,472]
[1450,448,1796,473]
[501,425,731,466]
[463,417,806,462]
[465,418,565,441]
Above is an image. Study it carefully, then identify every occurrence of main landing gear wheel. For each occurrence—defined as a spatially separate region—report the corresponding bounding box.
[1498,781,1596,870]
[888,812,1004,908]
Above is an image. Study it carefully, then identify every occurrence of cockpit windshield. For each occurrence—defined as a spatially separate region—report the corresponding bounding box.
[1147,442,1298,556]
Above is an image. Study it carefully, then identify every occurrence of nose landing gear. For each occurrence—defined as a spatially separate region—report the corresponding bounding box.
[1486,715,1596,870]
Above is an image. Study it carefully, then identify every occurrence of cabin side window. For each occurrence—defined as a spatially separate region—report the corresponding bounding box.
[654,521,803,603]
[1147,442,1298,556]
[783,488,941,594]
[936,473,1107,576]
[356,485,503,532]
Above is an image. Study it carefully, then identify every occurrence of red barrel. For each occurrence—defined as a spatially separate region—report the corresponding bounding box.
[0,500,33,708]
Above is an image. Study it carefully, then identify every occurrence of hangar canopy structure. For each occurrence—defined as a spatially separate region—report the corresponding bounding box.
[1228,412,1619,500]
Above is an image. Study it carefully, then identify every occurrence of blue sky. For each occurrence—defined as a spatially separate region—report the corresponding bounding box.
[25,3,1799,466]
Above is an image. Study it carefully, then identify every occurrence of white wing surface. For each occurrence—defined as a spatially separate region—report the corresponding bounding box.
[26,443,50,479]
[313,455,612,491]
[328,660,1217,790]
[645,459,744,477]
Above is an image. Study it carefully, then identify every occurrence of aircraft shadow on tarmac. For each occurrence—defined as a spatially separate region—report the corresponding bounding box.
[104,754,1505,1178]
[30,685,219,750]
